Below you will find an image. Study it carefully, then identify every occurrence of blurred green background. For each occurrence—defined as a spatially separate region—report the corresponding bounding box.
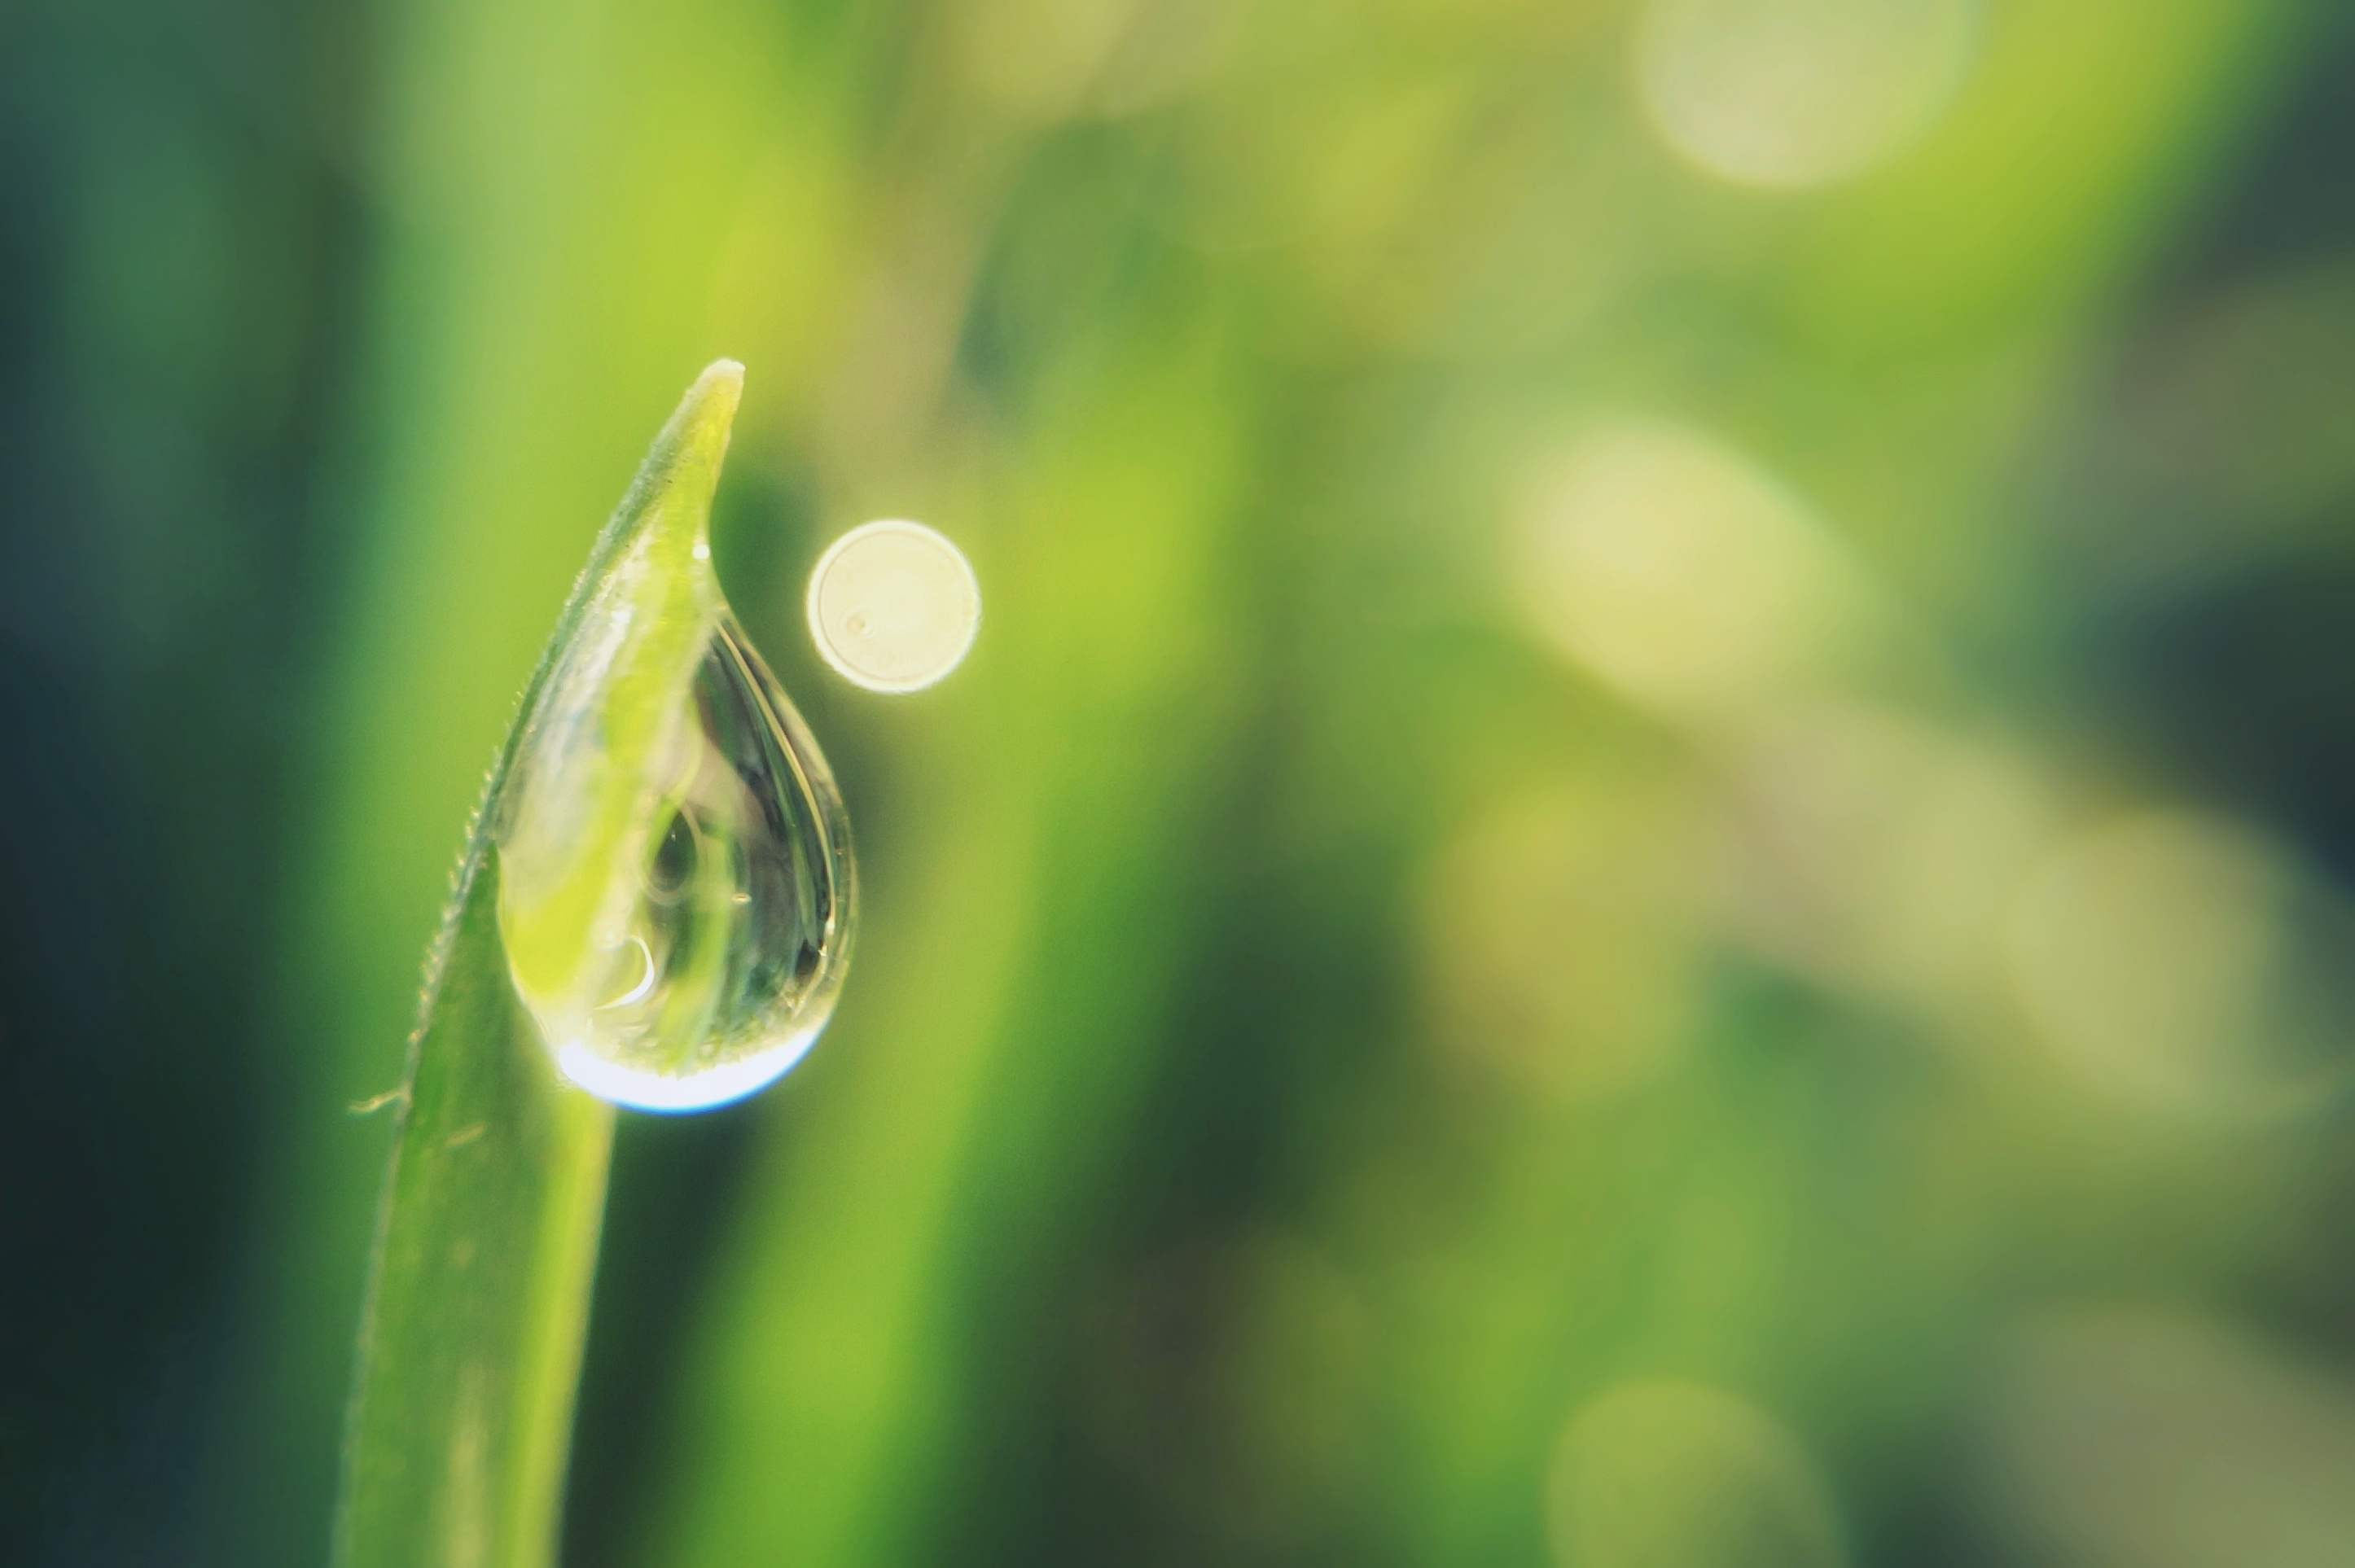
[7,0,2355,1563]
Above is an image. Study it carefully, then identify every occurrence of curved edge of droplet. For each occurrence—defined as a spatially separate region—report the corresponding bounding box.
[554,1026,824,1113]
[716,607,860,992]
[540,611,858,1115]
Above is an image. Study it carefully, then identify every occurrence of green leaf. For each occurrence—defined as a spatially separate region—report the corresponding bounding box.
[333,362,745,1568]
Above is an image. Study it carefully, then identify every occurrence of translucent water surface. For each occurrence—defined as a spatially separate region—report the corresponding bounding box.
[496,609,853,1110]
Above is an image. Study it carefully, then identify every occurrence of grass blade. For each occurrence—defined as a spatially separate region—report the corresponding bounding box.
[334,363,744,1568]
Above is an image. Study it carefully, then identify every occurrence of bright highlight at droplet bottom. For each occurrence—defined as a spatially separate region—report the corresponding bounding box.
[807,519,980,693]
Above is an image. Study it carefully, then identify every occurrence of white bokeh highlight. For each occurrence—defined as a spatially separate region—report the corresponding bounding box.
[1635,0,1980,189]
[1511,421,1871,720]
[807,519,982,693]
[2002,811,2352,1119]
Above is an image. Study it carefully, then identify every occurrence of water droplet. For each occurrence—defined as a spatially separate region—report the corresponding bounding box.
[497,612,853,1110]
[489,362,853,1112]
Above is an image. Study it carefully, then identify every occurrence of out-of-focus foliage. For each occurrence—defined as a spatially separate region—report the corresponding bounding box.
[7,1,2355,1566]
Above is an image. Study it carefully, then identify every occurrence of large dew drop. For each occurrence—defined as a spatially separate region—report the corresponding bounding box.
[489,361,853,1112]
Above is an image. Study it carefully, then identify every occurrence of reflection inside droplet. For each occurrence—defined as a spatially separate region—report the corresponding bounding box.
[497,611,853,1113]
[602,934,659,1010]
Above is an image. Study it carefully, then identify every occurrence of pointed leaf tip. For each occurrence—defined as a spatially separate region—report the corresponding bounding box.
[681,358,743,440]
[602,360,746,570]
[675,357,744,453]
